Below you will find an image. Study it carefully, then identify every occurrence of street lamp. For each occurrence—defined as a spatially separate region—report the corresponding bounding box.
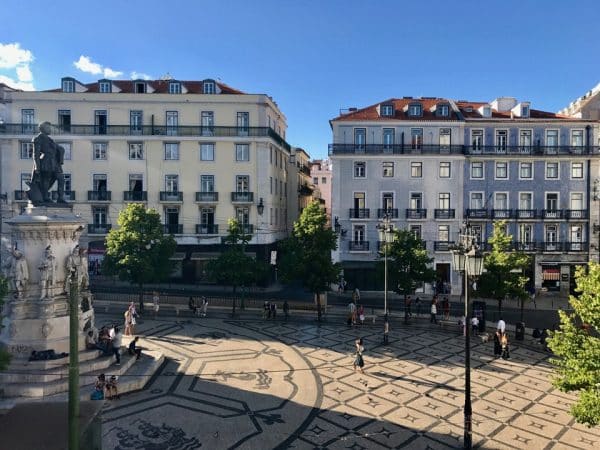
[377,213,394,344]
[451,222,484,450]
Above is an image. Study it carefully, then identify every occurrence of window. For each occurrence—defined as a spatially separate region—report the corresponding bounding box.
[200,208,215,226]
[236,207,250,225]
[439,162,451,178]
[313,177,318,185]
[353,192,365,212]
[410,225,422,239]
[94,110,107,135]
[354,128,366,149]
[545,225,557,243]
[495,130,508,151]
[63,173,72,194]
[439,128,451,149]
[470,192,484,209]
[166,111,178,136]
[570,192,583,210]
[236,144,250,161]
[521,105,530,117]
[546,130,559,147]
[93,174,107,192]
[383,128,394,150]
[203,81,216,94]
[58,110,71,133]
[408,103,422,116]
[546,193,559,210]
[164,143,179,160]
[22,109,35,133]
[354,161,366,178]
[200,143,215,161]
[201,111,214,135]
[546,162,559,179]
[92,207,107,226]
[62,79,74,92]
[411,128,423,150]
[58,142,72,160]
[130,110,143,134]
[411,162,422,178]
[352,225,365,243]
[321,177,326,184]
[495,162,508,179]
[381,104,394,116]
[135,82,146,94]
[519,162,533,179]
[495,192,508,209]
[20,173,31,190]
[410,192,422,209]
[519,192,533,210]
[169,82,181,94]
[200,175,214,192]
[471,161,484,179]
[571,130,584,147]
[129,174,143,192]
[438,193,450,209]
[165,175,179,192]
[99,81,111,93]
[382,192,394,210]
[129,142,144,160]
[471,130,484,150]
[382,162,394,177]
[519,224,532,244]
[93,142,107,160]
[519,130,532,149]
[437,104,449,117]
[438,225,449,242]
[236,175,250,192]
[20,141,33,159]
[571,162,583,179]
[237,112,249,135]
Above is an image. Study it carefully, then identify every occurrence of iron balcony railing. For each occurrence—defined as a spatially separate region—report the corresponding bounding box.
[378,240,426,251]
[465,145,595,156]
[329,144,464,155]
[406,209,427,219]
[434,209,455,219]
[231,192,254,202]
[123,191,148,201]
[159,191,184,202]
[434,241,454,251]
[566,210,588,220]
[349,208,370,219]
[1,124,290,151]
[195,192,219,202]
[51,191,76,201]
[14,190,27,201]
[377,208,398,219]
[349,241,370,251]
[196,224,219,235]
[516,209,537,219]
[87,224,112,234]
[492,209,513,219]
[540,241,563,252]
[466,209,488,219]
[512,241,538,252]
[163,224,183,234]
[565,241,588,252]
[87,190,111,201]
[542,210,564,219]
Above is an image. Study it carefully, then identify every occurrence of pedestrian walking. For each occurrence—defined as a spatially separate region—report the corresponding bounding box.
[415,296,421,317]
[124,308,132,336]
[352,288,360,303]
[347,300,356,326]
[111,327,122,365]
[500,332,510,359]
[201,296,208,317]
[283,299,289,321]
[358,304,365,326]
[471,316,479,335]
[353,338,365,374]
[493,330,502,358]
[189,296,197,315]
[270,302,277,319]
[443,297,450,320]
[263,301,269,320]
[129,302,138,334]
[406,296,412,318]
[383,319,389,345]
[430,299,438,324]
[152,291,160,319]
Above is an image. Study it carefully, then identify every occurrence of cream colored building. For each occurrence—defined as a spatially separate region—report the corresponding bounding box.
[0,77,292,282]
[310,159,332,222]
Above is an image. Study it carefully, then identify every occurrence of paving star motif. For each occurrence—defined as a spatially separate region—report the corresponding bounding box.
[514,434,530,444]
[309,424,326,436]
[529,421,545,430]
[366,398,380,408]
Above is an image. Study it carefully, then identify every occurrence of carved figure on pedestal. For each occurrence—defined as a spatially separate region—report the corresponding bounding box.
[11,249,29,299]
[80,247,89,290]
[66,245,83,289]
[27,121,66,206]
[39,245,56,300]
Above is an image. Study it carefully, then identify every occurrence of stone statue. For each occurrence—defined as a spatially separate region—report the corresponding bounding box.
[80,247,89,290]
[66,245,83,288]
[39,245,56,300]
[27,121,66,205]
[10,249,29,299]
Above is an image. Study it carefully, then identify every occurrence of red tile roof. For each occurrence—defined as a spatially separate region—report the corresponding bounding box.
[455,101,574,120]
[43,79,245,94]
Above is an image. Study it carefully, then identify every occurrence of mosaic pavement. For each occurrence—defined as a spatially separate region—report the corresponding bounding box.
[99,315,600,449]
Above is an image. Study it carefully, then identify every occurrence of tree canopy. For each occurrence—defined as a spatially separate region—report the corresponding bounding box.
[548,263,600,427]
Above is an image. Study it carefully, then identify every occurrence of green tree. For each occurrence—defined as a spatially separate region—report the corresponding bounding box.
[0,276,10,370]
[279,201,340,320]
[477,221,530,315]
[379,229,436,311]
[102,203,177,309]
[547,263,600,427]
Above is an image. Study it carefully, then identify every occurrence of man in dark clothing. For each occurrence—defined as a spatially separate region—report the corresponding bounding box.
[128,336,142,360]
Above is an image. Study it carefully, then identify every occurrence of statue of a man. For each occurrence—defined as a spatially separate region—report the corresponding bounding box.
[11,249,29,299]
[28,121,66,205]
[66,245,83,288]
[39,245,56,300]
[80,247,89,290]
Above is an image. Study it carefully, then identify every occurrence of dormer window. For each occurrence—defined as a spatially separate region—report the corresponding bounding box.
[99,81,111,93]
[203,81,215,94]
[135,82,146,94]
[483,106,491,117]
[408,103,422,117]
[62,79,74,93]
[169,81,181,94]
[381,104,394,117]
[521,105,530,117]
[436,104,450,117]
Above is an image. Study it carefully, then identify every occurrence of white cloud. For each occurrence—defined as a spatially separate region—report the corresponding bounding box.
[16,65,32,82]
[130,71,152,80]
[0,74,34,91]
[0,42,33,69]
[73,55,102,75]
[103,67,123,78]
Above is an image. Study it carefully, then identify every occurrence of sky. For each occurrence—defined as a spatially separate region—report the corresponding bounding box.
[1,0,599,159]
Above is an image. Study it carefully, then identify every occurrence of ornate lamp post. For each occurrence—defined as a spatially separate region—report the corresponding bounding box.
[451,222,484,450]
[377,213,394,343]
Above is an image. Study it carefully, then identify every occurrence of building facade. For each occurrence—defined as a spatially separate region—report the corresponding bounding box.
[0,77,293,283]
[330,96,599,296]
[310,158,332,223]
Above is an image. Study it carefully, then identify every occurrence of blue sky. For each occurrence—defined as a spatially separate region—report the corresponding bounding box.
[1,0,599,159]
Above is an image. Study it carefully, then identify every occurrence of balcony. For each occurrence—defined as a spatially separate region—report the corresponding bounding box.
[123,191,148,201]
[377,208,398,219]
[513,241,538,252]
[299,184,314,196]
[349,241,370,251]
[349,208,370,219]
[231,192,254,203]
[566,210,588,220]
[565,241,588,252]
[466,209,488,219]
[434,209,455,219]
[163,224,183,234]
[516,209,537,219]
[14,190,28,201]
[50,191,76,201]
[328,144,464,155]
[434,241,454,251]
[464,145,596,156]
[406,209,427,219]
[87,190,111,201]
[379,240,426,251]
[195,192,219,202]
[492,209,513,219]
[542,210,564,220]
[196,224,219,235]
[541,241,563,252]
[87,224,112,234]
[159,191,184,202]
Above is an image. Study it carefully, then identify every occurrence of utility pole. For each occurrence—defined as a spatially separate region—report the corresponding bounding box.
[68,275,79,450]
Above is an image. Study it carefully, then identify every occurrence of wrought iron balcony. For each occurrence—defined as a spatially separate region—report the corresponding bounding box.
[542,210,564,220]
[466,209,488,219]
[329,144,464,155]
[516,209,537,219]
[231,192,254,203]
[123,191,147,201]
[87,224,112,234]
[465,145,596,156]
[163,224,183,234]
[566,210,588,220]
[159,191,183,202]
[349,208,370,219]
[299,184,314,196]
[406,209,427,219]
[565,241,588,252]
[379,239,426,251]
[195,192,219,202]
[434,209,455,219]
[50,190,76,201]
[492,209,513,219]
[434,241,454,251]
[541,241,563,252]
[87,190,111,201]
[14,190,28,201]
[513,241,538,252]
[196,224,219,235]
[377,208,398,219]
[349,241,370,251]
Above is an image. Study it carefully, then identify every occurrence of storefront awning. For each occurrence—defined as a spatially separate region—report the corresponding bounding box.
[169,252,186,261]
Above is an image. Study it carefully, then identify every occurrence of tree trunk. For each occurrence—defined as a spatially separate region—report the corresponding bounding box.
[232,285,237,316]
[404,294,408,324]
[138,283,144,313]
[316,292,322,322]
[520,297,524,323]
[498,298,503,317]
